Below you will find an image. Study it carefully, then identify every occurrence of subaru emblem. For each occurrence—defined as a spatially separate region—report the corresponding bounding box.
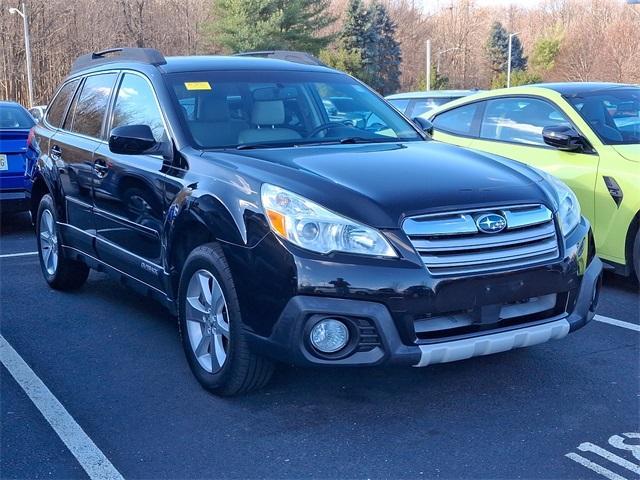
[476,213,507,234]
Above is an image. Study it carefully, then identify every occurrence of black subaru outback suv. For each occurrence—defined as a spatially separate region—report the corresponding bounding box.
[29,48,602,395]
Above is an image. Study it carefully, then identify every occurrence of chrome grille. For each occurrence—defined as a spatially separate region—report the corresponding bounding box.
[403,204,559,276]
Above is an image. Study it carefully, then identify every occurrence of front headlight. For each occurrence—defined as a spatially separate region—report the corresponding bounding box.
[261,184,397,257]
[538,170,581,236]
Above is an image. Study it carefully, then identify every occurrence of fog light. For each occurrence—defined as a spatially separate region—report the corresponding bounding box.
[310,319,349,353]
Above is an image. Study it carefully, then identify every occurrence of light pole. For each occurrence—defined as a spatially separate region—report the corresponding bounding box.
[507,32,520,88]
[9,2,34,108]
[436,47,460,74]
[425,39,431,91]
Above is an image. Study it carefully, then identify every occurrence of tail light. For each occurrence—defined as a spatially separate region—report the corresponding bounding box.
[27,127,36,149]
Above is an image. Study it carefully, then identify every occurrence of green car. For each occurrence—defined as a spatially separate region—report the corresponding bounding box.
[427,83,640,278]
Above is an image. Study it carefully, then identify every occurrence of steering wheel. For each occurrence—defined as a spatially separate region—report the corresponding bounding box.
[308,121,353,138]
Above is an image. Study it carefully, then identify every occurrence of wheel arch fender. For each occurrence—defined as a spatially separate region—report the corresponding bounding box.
[625,209,640,272]
[30,164,64,223]
[163,186,269,299]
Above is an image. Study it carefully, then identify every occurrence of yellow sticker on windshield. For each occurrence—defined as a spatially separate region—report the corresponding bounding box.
[184,82,212,91]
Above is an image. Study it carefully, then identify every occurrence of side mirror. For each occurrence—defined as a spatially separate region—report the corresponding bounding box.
[109,125,157,155]
[542,125,586,152]
[413,117,434,137]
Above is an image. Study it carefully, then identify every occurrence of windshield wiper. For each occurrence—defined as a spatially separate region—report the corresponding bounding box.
[338,137,399,144]
[236,142,298,150]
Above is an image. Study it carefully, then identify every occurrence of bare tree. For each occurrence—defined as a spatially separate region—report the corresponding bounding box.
[1,0,638,105]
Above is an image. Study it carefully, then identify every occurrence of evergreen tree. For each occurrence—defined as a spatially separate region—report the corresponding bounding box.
[319,47,363,77]
[341,0,370,55]
[415,69,449,91]
[370,2,401,95]
[486,21,527,75]
[531,33,562,73]
[340,0,376,83]
[339,0,401,94]
[209,0,336,54]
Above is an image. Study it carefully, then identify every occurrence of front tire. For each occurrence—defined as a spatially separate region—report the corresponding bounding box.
[36,194,89,290]
[178,242,274,396]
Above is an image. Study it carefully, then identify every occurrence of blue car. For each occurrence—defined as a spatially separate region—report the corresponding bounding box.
[0,101,35,213]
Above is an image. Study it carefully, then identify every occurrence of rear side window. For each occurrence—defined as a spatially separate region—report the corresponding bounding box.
[479,97,571,146]
[67,73,118,138]
[388,98,410,113]
[432,103,481,136]
[111,73,166,142]
[45,80,79,128]
[410,97,456,118]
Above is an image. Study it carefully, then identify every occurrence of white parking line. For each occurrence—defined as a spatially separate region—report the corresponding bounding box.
[0,334,124,480]
[566,433,640,480]
[565,453,627,480]
[578,442,640,475]
[594,315,640,332]
[0,251,38,258]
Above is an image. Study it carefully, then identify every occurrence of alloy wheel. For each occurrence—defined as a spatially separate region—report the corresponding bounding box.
[39,209,59,276]
[185,269,230,373]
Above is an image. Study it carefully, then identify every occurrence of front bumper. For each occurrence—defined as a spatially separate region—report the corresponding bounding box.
[239,213,602,367]
[249,256,602,367]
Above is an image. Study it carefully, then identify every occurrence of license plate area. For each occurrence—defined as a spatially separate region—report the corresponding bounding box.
[0,154,7,171]
[414,292,568,343]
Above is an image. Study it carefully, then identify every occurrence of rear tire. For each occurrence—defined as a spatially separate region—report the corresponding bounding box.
[36,194,89,290]
[178,242,274,396]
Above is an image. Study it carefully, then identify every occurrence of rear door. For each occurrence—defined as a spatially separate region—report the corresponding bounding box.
[50,72,118,253]
[468,96,599,222]
[92,72,169,291]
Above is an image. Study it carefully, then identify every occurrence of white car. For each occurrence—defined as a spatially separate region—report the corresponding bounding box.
[28,105,47,122]
[386,90,480,120]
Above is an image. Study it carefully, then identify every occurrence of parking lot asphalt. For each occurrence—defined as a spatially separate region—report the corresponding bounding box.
[1,211,639,480]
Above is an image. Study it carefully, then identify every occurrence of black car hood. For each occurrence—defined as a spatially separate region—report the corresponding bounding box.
[201,141,551,229]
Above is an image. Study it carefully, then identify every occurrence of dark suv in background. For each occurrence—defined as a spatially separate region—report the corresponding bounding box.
[30,48,602,395]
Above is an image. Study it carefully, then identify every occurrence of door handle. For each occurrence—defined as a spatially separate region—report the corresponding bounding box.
[50,145,62,160]
[94,158,109,178]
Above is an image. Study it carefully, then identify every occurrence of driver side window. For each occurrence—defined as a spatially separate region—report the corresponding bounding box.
[111,73,166,142]
[479,97,571,146]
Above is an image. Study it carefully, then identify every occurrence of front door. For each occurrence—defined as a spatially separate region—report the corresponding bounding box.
[92,72,169,291]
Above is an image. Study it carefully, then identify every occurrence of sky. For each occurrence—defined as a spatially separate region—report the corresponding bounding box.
[475,0,542,6]
[428,0,633,8]
[424,0,544,13]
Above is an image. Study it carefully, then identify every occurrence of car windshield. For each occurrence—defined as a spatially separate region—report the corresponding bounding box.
[0,105,35,129]
[167,70,423,149]
[566,88,640,145]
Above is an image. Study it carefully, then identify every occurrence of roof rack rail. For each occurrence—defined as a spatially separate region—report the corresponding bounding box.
[234,50,326,67]
[70,47,166,74]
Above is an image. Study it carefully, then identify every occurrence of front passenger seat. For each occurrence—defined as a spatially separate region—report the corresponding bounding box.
[238,100,302,144]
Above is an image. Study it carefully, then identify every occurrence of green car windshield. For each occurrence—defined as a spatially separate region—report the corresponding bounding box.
[567,88,640,145]
[167,70,423,149]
